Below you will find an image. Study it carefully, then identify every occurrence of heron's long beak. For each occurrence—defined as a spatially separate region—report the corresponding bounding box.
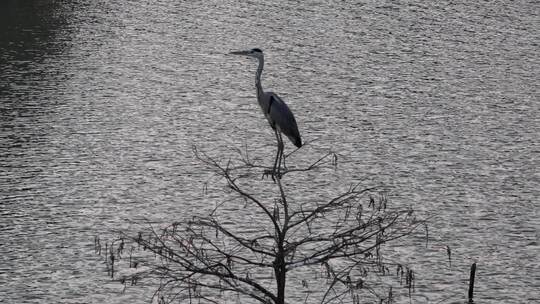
[229,50,249,55]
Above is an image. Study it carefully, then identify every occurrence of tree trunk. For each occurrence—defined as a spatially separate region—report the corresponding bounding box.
[274,253,286,304]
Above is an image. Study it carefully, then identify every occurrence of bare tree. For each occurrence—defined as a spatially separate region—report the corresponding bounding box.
[97,147,423,304]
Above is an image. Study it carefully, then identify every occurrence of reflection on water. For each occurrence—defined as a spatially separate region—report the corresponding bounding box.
[1,0,538,303]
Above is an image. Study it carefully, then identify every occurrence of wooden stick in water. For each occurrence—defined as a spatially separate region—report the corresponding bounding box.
[468,262,476,303]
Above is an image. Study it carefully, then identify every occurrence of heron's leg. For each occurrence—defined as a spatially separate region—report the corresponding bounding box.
[282,143,288,171]
[272,129,280,176]
[262,129,280,181]
[270,128,283,180]
[276,131,284,178]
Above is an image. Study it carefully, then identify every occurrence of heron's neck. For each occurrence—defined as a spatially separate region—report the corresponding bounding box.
[255,56,264,97]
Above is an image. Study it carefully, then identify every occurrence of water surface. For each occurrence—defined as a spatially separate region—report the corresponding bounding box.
[1,1,538,303]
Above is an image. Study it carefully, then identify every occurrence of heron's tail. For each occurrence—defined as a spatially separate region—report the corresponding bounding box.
[292,136,302,148]
[280,122,302,148]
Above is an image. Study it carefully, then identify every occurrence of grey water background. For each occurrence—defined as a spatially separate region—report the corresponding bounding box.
[1,0,538,303]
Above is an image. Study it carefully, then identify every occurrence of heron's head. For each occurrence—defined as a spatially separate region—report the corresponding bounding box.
[229,48,263,59]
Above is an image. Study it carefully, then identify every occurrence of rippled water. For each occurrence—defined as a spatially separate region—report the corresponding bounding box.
[1,0,538,303]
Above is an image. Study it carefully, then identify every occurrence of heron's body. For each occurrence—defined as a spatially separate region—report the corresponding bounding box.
[258,91,302,148]
[230,48,302,178]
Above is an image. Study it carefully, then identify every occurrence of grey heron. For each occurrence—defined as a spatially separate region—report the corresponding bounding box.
[230,48,302,179]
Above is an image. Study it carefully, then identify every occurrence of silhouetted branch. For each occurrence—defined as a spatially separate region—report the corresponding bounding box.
[98,147,424,304]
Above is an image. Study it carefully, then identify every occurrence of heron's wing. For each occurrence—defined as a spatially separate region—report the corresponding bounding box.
[268,93,302,148]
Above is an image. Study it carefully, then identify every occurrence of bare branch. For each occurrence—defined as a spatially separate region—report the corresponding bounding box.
[98,148,423,304]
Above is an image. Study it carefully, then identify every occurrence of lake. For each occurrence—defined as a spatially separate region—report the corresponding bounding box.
[1,0,538,303]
